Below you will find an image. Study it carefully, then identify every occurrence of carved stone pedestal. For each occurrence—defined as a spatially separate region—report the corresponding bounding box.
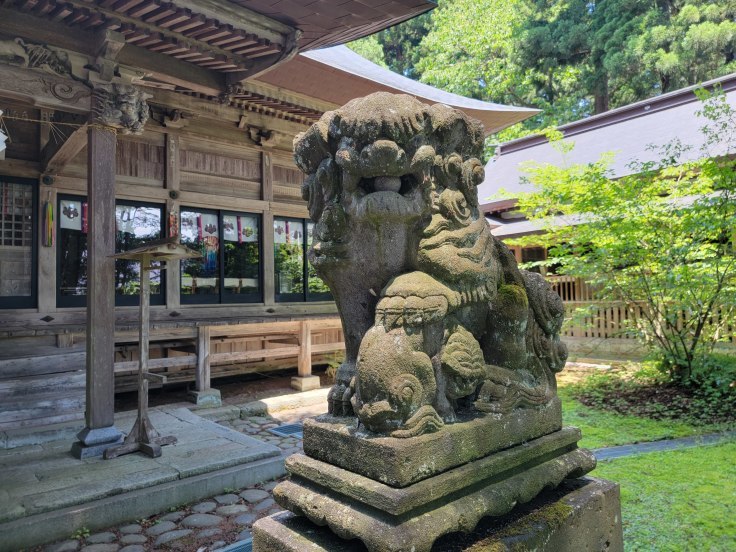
[254,476,623,552]
[253,424,597,552]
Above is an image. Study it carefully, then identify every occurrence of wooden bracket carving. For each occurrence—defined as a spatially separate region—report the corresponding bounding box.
[91,84,151,134]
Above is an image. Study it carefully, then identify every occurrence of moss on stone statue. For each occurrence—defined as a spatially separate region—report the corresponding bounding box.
[495,284,529,310]
[465,501,574,551]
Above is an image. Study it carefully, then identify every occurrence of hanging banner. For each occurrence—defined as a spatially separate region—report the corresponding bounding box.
[116,205,137,235]
[200,213,218,239]
[274,219,287,244]
[288,220,303,244]
[60,200,82,231]
[240,215,258,243]
[81,202,88,234]
[180,211,197,241]
[202,235,218,272]
[168,211,178,239]
[42,200,54,247]
[223,215,238,242]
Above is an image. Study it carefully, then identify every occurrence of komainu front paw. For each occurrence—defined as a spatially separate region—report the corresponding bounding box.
[327,383,354,416]
[375,272,457,329]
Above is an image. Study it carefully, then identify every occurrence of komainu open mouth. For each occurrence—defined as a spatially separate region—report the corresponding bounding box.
[358,173,418,196]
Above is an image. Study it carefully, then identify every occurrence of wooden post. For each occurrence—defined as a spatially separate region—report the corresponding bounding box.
[196,325,211,392]
[292,319,320,391]
[104,256,177,460]
[72,84,150,459]
[262,151,275,306]
[188,324,221,406]
[84,125,117,428]
[298,320,312,377]
[72,123,123,458]
[37,187,57,314]
[165,132,181,311]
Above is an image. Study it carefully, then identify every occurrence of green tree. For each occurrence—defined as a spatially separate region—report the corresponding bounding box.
[376,13,432,78]
[347,34,388,68]
[512,91,736,383]
[518,0,736,116]
[414,0,589,144]
[348,13,432,77]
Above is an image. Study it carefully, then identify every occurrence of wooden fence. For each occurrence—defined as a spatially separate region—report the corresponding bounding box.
[561,301,735,343]
[548,275,597,302]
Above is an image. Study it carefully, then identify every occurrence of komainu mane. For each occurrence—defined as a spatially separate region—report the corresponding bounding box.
[295,92,567,437]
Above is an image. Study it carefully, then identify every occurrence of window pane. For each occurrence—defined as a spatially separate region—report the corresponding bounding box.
[521,247,546,274]
[115,205,163,296]
[180,209,220,297]
[58,198,88,297]
[0,181,33,297]
[223,214,260,298]
[306,222,331,300]
[274,218,304,300]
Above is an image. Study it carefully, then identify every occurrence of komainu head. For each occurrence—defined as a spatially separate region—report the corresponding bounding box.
[294,92,485,254]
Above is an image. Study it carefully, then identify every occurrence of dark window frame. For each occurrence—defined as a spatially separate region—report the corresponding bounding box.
[180,207,263,305]
[0,176,37,309]
[274,216,332,303]
[56,194,165,308]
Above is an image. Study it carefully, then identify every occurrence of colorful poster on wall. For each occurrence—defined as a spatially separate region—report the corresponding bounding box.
[60,200,82,231]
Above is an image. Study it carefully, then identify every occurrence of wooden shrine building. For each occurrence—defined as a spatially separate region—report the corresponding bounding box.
[0,0,536,451]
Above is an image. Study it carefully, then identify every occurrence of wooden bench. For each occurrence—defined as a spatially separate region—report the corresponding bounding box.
[109,318,344,394]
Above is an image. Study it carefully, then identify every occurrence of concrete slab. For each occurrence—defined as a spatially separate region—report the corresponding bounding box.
[0,405,285,551]
[239,388,329,417]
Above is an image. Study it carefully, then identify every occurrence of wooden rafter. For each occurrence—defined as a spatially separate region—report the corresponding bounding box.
[5,0,298,74]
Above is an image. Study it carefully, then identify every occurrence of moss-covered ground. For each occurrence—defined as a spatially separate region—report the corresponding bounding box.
[558,386,726,449]
[594,441,736,551]
[557,368,735,551]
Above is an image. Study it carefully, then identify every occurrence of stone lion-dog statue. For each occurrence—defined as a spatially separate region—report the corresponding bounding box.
[295,92,567,437]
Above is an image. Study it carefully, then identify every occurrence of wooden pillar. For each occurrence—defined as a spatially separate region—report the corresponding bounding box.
[189,324,220,406]
[195,325,211,392]
[297,320,312,377]
[86,124,117,429]
[72,123,124,458]
[292,319,319,391]
[37,187,57,314]
[262,151,275,306]
[73,84,150,458]
[165,132,181,310]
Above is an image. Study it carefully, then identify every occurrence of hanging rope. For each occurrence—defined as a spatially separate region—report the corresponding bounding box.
[0,114,118,145]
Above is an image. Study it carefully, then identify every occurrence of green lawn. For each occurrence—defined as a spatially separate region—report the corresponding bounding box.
[558,386,727,449]
[593,441,736,551]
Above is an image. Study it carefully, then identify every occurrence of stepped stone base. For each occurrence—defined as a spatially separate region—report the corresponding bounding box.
[303,397,562,487]
[253,476,622,552]
[255,427,596,552]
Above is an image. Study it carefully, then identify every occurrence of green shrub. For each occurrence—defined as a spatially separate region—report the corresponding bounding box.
[571,356,736,426]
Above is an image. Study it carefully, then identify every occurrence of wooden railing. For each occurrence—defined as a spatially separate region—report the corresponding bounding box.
[547,275,597,303]
[561,301,735,343]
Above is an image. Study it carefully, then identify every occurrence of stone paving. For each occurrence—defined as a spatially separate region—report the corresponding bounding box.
[32,407,317,552]
[29,394,735,552]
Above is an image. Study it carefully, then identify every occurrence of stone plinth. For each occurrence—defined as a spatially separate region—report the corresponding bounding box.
[303,398,561,487]
[253,427,596,552]
[253,477,622,552]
